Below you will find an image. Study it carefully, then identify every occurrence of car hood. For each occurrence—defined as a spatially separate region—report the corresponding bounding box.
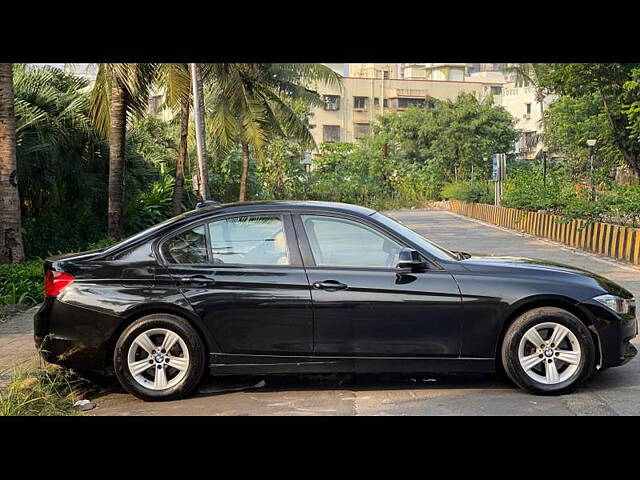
[459,254,632,298]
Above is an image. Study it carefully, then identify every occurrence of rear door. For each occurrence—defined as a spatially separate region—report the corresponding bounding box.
[158,212,313,355]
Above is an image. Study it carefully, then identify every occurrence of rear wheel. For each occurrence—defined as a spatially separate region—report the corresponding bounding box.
[113,314,206,401]
[501,307,595,395]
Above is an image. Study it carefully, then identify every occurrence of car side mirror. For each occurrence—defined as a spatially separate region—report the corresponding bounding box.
[397,248,428,271]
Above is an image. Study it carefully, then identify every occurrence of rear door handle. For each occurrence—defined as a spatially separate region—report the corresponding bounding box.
[313,280,348,291]
[179,275,216,286]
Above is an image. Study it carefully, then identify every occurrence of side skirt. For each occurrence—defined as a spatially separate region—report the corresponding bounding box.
[209,353,495,376]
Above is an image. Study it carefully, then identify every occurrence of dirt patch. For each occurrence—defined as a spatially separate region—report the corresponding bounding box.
[0,304,31,324]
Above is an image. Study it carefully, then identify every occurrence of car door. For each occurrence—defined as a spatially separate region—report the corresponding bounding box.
[158,212,313,355]
[294,213,463,357]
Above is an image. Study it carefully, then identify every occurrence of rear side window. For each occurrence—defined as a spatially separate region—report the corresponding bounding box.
[161,226,207,264]
[208,215,289,265]
[161,215,290,266]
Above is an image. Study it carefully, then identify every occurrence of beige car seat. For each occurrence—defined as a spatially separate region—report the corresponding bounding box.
[274,231,289,265]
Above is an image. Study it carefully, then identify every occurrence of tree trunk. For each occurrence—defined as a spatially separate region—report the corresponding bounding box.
[108,83,127,239]
[0,63,24,264]
[190,63,208,201]
[537,89,546,136]
[239,142,250,202]
[172,93,189,216]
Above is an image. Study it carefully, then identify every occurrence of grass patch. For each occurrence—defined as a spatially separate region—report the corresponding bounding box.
[0,260,43,306]
[0,364,92,416]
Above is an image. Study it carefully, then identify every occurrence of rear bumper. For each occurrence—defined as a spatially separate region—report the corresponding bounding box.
[34,298,117,373]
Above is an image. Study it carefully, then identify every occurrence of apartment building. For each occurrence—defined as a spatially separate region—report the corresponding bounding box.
[500,85,556,160]
[310,63,507,148]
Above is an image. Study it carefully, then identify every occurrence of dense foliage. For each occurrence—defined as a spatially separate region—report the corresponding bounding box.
[540,63,640,177]
[375,93,517,183]
[0,260,43,305]
[305,140,438,210]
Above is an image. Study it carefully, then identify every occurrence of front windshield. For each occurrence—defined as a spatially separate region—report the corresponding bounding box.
[371,212,459,262]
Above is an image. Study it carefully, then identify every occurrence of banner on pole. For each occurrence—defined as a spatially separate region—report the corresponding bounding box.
[491,154,499,181]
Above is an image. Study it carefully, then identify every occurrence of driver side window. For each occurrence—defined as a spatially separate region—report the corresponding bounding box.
[301,215,402,268]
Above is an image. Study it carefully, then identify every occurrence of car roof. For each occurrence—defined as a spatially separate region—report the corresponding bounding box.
[103,201,377,256]
[190,200,377,218]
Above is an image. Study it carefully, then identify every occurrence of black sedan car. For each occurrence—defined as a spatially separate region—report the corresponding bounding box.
[35,201,637,401]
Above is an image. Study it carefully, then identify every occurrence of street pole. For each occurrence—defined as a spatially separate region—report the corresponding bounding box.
[542,148,548,187]
[493,153,505,207]
[587,139,597,201]
[590,146,595,201]
[302,152,312,199]
[190,63,208,201]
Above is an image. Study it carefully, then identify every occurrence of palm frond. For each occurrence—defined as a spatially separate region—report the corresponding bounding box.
[89,64,113,137]
[155,63,190,110]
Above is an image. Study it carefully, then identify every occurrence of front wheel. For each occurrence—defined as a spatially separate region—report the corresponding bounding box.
[501,307,595,395]
[113,314,206,401]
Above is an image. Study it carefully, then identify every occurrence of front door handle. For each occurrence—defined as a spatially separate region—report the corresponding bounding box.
[179,275,216,287]
[313,280,348,291]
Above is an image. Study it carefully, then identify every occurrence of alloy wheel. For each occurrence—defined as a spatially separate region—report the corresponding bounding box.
[127,328,190,390]
[517,322,582,385]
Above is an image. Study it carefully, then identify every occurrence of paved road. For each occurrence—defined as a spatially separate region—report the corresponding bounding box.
[0,306,39,386]
[88,209,640,416]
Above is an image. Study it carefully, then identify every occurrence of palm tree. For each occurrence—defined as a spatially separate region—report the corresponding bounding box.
[90,63,156,238]
[190,63,208,202]
[207,63,341,201]
[0,63,25,263]
[155,63,191,215]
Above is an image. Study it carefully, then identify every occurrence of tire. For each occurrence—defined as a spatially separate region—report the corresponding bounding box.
[501,307,595,395]
[113,314,206,401]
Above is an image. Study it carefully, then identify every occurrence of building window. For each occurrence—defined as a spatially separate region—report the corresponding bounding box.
[375,70,390,79]
[353,96,368,110]
[397,98,426,109]
[323,95,340,111]
[490,86,502,96]
[323,125,341,143]
[526,103,532,115]
[383,99,388,108]
[374,97,379,107]
[354,123,370,139]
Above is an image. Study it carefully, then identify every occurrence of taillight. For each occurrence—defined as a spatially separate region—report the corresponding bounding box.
[44,270,74,297]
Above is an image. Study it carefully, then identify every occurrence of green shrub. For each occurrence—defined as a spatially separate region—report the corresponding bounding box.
[0,260,44,306]
[502,168,565,211]
[441,181,494,204]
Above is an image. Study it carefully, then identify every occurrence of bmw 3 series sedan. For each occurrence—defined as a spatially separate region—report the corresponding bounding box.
[34,201,637,401]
